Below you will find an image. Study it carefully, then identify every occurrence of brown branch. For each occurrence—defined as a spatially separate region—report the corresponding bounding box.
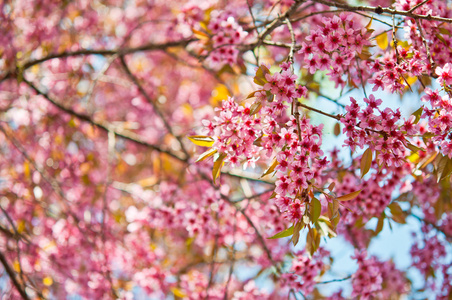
[235,203,282,273]
[250,0,305,51]
[1,39,196,83]
[298,102,342,120]
[223,170,275,185]
[0,251,30,300]
[285,17,296,66]
[23,79,187,163]
[312,0,452,24]
[415,18,435,69]
[119,56,189,158]
[199,171,282,273]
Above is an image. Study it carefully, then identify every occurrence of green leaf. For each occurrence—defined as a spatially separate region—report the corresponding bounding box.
[310,198,321,223]
[360,148,372,178]
[439,27,451,36]
[268,225,294,239]
[337,189,363,201]
[212,153,226,184]
[188,135,214,147]
[411,106,424,124]
[196,148,217,162]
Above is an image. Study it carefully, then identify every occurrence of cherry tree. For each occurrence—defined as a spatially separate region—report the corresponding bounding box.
[1,0,452,299]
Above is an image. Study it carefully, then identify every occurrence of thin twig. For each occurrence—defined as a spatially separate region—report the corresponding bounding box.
[316,275,352,284]
[285,17,296,66]
[85,54,118,114]
[119,56,190,158]
[298,102,341,120]
[408,0,430,13]
[415,18,435,69]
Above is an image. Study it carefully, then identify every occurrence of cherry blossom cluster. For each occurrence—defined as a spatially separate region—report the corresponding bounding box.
[351,250,409,299]
[206,10,248,69]
[272,117,328,223]
[282,248,329,295]
[203,97,263,167]
[322,148,414,248]
[410,225,447,279]
[298,13,371,88]
[204,65,327,224]
[4,0,452,298]
[340,94,419,167]
[367,49,428,93]
[401,0,452,70]
[421,86,452,158]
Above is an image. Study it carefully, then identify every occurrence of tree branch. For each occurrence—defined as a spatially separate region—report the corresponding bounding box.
[312,0,452,24]
[0,251,30,300]
[23,79,187,163]
[1,39,196,83]
[119,56,190,158]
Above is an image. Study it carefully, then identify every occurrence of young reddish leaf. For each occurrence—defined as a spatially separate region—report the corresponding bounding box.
[360,148,372,178]
[327,182,335,192]
[196,148,217,162]
[328,198,339,221]
[188,135,215,147]
[306,226,320,256]
[337,189,363,201]
[310,197,321,223]
[268,225,294,239]
[439,27,451,35]
[212,153,226,184]
[253,135,263,146]
[333,122,341,136]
